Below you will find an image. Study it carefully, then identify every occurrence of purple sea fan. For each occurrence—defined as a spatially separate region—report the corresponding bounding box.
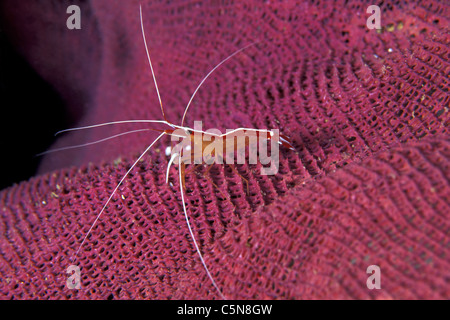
[0,0,448,299]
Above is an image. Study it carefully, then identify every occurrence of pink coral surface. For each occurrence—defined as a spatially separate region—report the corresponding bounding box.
[0,0,448,299]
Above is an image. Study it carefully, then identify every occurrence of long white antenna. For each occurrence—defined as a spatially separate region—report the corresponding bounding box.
[177,154,226,299]
[55,120,172,135]
[72,132,166,262]
[38,129,152,156]
[140,5,167,122]
[181,42,258,126]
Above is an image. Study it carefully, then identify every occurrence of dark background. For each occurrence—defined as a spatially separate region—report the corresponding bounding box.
[0,28,69,190]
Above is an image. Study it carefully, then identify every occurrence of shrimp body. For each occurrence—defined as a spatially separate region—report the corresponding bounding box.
[165,128,294,189]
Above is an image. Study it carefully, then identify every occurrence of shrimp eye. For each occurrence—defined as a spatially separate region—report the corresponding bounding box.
[185,129,192,135]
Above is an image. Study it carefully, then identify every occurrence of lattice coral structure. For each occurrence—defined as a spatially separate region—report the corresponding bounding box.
[0,0,448,299]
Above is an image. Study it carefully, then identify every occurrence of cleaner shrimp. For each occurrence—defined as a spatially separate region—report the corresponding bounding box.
[53,5,295,299]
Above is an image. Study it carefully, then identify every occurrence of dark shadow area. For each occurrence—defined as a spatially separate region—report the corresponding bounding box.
[0,32,69,190]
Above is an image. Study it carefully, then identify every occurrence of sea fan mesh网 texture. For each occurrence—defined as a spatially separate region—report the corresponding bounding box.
[0,0,448,299]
